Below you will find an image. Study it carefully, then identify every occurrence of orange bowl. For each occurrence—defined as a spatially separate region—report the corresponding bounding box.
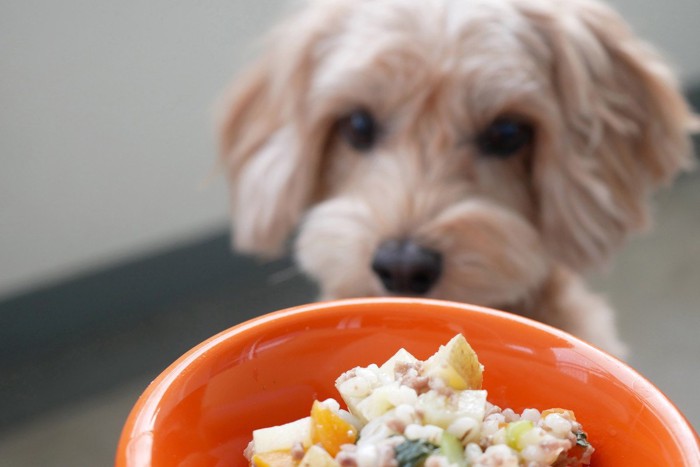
[116,298,699,466]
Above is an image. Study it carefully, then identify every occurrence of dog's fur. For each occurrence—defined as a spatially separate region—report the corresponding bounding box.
[217,0,696,357]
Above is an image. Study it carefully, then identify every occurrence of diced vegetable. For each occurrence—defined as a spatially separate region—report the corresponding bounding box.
[253,417,311,453]
[422,334,483,390]
[379,348,419,378]
[311,400,358,456]
[251,450,296,467]
[541,408,576,421]
[299,445,340,467]
[439,431,467,466]
[505,420,534,451]
[394,439,439,467]
[575,430,591,448]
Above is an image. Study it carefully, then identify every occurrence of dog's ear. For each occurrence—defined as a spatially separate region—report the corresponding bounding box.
[217,3,346,258]
[520,0,697,270]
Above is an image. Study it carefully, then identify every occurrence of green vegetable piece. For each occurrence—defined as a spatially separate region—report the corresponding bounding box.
[505,420,534,451]
[575,430,591,448]
[394,439,439,467]
[440,432,466,467]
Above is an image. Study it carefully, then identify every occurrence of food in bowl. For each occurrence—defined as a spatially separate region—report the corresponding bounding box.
[245,334,594,466]
[116,299,699,466]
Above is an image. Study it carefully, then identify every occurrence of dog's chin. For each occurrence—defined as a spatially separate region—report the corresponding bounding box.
[295,196,551,308]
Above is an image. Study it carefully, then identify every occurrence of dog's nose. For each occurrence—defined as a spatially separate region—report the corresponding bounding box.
[371,239,442,295]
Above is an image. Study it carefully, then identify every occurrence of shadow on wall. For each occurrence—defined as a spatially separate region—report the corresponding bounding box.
[0,234,316,434]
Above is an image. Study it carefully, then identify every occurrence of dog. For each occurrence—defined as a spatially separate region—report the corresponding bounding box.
[216,0,696,357]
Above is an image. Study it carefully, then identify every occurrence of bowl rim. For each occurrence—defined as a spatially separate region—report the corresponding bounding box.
[115,297,700,465]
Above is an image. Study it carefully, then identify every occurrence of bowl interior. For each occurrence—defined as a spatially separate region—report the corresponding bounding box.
[117,299,699,466]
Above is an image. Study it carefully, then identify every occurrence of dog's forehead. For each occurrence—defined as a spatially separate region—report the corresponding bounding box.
[309,0,545,115]
[320,0,534,56]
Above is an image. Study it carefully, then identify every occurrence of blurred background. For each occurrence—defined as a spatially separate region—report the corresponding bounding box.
[1,0,698,465]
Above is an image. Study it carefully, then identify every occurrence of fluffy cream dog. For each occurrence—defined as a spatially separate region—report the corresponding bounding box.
[217,0,696,357]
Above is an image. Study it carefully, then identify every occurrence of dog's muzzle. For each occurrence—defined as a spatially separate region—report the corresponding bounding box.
[371,239,442,295]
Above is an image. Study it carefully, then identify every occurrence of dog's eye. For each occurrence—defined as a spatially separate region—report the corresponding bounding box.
[476,117,534,157]
[338,109,378,152]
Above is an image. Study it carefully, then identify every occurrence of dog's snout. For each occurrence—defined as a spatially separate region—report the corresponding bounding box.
[371,239,442,295]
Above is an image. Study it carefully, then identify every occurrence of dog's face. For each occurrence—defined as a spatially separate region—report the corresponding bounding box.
[219,0,694,308]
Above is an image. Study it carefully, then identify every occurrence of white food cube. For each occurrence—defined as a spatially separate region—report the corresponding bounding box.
[379,348,418,379]
[299,445,339,467]
[252,416,311,453]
